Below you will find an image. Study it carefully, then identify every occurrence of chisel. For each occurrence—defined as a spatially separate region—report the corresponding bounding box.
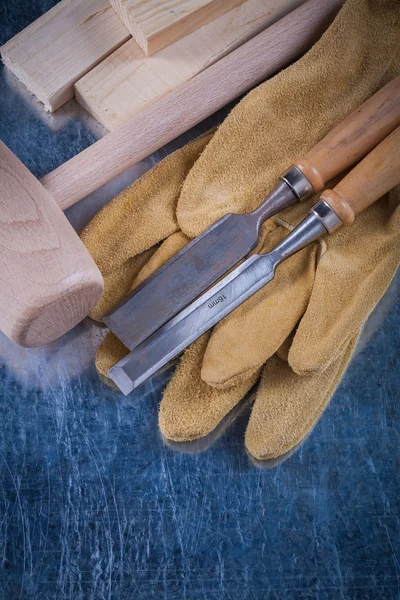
[108,125,400,394]
[104,77,400,350]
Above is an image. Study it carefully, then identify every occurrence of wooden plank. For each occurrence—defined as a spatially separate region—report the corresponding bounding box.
[109,0,246,56]
[0,0,130,112]
[43,0,343,210]
[75,0,306,131]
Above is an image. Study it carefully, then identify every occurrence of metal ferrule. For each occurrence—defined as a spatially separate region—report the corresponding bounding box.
[280,166,314,201]
[271,211,328,267]
[311,199,343,234]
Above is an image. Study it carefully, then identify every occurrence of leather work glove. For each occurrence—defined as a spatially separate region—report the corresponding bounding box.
[81,0,400,459]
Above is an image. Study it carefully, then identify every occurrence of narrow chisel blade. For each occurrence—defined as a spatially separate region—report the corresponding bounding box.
[104,181,296,350]
[108,252,278,395]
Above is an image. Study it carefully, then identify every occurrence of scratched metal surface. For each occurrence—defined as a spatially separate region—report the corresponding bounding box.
[1,2,400,599]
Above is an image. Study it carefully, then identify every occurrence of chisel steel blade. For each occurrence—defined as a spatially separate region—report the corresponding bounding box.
[104,181,297,350]
[109,252,277,395]
[108,212,328,395]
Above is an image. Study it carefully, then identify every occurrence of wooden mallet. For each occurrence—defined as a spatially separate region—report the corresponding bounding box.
[0,0,342,347]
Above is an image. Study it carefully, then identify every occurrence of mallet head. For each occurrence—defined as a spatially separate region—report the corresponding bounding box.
[0,141,103,347]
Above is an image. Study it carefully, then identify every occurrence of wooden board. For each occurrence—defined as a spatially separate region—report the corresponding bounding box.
[109,0,246,56]
[76,0,305,131]
[0,0,130,112]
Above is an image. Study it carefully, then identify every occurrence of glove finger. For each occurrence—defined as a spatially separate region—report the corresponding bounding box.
[245,333,359,460]
[201,224,318,389]
[96,331,128,382]
[90,247,156,321]
[289,193,400,376]
[159,334,260,442]
[81,130,214,276]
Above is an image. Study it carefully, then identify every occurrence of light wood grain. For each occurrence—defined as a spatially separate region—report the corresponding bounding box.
[76,0,305,130]
[294,77,400,192]
[0,141,104,347]
[110,0,246,56]
[42,0,342,210]
[321,126,400,226]
[0,0,130,112]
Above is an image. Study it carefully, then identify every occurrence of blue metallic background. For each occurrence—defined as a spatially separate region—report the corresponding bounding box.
[0,1,399,598]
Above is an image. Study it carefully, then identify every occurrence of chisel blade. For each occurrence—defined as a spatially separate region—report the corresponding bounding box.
[108,252,278,395]
[104,181,297,350]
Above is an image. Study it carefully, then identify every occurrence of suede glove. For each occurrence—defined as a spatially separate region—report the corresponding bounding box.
[81,0,400,459]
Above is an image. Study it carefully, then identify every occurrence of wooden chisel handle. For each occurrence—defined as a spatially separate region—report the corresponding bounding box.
[294,76,400,192]
[320,125,400,227]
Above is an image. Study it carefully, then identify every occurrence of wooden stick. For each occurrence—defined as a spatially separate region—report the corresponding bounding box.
[109,0,246,56]
[0,0,130,112]
[75,0,305,131]
[41,0,343,210]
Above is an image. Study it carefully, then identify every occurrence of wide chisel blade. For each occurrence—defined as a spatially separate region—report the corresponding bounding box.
[108,210,328,395]
[104,181,297,350]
